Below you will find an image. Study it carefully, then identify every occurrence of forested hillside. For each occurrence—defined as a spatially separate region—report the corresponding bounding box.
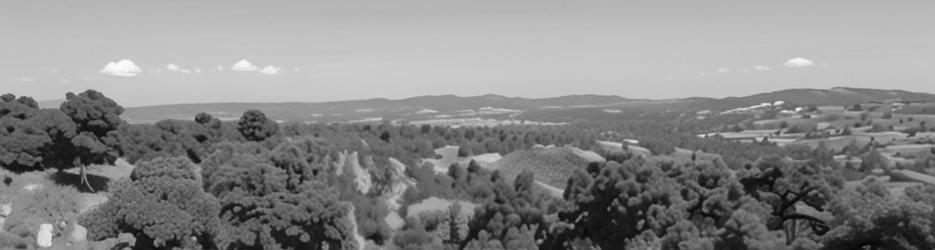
[3,90,935,249]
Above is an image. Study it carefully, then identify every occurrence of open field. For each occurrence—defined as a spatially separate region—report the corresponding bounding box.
[490,146,602,189]
[421,146,502,174]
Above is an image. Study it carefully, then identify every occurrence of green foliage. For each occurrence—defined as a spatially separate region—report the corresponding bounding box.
[79,157,220,249]
[882,111,893,119]
[380,131,392,142]
[202,141,357,250]
[0,95,75,172]
[551,156,819,249]
[0,115,50,171]
[391,217,445,250]
[61,90,123,136]
[554,159,678,249]
[12,89,935,250]
[849,104,863,111]
[860,150,887,173]
[457,145,472,158]
[840,125,852,136]
[739,156,838,244]
[822,180,935,250]
[58,90,122,166]
[462,170,551,250]
[38,89,126,191]
[195,112,222,129]
[237,109,279,141]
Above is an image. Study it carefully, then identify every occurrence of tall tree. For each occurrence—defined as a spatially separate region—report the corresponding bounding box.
[237,109,279,141]
[739,155,835,245]
[202,142,357,250]
[822,180,935,250]
[553,159,680,249]
[59,90,124,191]
[463,170,550,250]
[0,100,50,171]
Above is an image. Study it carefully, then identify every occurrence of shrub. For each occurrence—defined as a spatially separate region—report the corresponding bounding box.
[79,157,220,249]
[882,112,893,119]
[457,145,472,158]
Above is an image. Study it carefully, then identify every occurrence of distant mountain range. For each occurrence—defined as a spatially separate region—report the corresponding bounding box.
[46,87,935,124]
[117,94,642,123]
[687,87,935,111]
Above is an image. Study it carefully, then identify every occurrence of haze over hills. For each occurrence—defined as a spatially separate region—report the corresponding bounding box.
[101,87,935,124]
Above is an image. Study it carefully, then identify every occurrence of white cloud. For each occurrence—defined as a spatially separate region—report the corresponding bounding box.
[259,65,282,75]
[166,64,181,71]
[194,68,201,73]
[166,64,192,74]
[783,57,815,68]
[100,59,142,77]
[717,67,730,73]
[293,67,301,72]
[754,65,772,71]
[231,59,257,71]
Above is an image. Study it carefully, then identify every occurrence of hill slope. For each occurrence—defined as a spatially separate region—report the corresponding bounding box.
[489,146,603,189]
[120,94,637,123]
[115,87,935,124]
[690,87,935,111]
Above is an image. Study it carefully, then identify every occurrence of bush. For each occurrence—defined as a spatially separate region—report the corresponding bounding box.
[79,157,220,249]
[457,145,472,158]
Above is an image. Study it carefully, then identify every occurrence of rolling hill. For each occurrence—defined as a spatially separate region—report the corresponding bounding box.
[97,87,935,124]
[117,94,639,124]
[689,87,935,111]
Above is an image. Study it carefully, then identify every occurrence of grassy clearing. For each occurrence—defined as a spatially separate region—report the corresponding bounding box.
[422,146,460,173]
[422,146,503,175]
[0,169,81,249]
[492,146,597,189]
[0,159,134,250]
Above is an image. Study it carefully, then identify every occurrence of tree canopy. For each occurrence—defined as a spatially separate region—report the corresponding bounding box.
[80,157,221,249]
[237,109,279,142]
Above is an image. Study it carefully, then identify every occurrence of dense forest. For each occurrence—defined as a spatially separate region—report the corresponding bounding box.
[3,90,935,250]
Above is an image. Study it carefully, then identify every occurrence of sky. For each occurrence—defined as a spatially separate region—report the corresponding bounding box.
[2,0,934,107]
